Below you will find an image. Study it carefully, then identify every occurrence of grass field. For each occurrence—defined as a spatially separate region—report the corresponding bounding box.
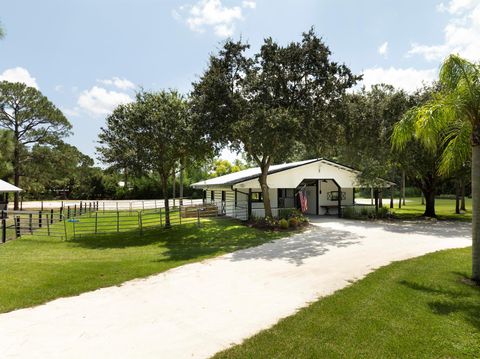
[214,247,479,359]
[0,218,288,314]
[389,197,472,220]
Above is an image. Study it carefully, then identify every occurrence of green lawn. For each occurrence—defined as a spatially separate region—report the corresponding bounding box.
[214,247,479,359]
[390,197,472,221]
[0,218,287,313]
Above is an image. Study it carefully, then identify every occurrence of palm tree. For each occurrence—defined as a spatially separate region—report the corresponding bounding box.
[393,54,480,283]
[0,22,5,40]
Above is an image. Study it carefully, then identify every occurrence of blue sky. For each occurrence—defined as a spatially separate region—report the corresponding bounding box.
[1,0,479,163]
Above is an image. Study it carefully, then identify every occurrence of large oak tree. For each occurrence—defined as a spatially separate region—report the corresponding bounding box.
[98,90,212,227]
[191,29,360,218]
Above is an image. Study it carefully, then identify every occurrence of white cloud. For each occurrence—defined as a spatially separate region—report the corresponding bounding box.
[242,1,256,9]
[361,67,437,92]
[0,67,39,89]
[61,107,80,118]
[408,0,480,61]
[54,84,64,92]
[98,77,136,90]
[77,86,133,116]
[378,41,388,57]
[176,0,255,37]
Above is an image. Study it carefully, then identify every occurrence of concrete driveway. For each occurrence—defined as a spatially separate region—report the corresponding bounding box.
[0,218,471,359]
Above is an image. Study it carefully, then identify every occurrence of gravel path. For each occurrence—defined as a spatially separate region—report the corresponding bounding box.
[0,218,471,359]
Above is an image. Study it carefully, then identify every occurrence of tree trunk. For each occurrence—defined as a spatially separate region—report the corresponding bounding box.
[461,178,466,211]
[402,170,406,206]
[374,188,379,215]
[370,188,374,205]
[423,189,436,218]
[471,143,480,282]
[13,125,20,210]
[161,174,171,228]
[421,192,425,205]
[379,189,383,207]
[455,180,461,214]
[390,186,394,209]
[258,164,273,219]
[398,190,402,209]
[172,167,176,208]
[179,159,184,206]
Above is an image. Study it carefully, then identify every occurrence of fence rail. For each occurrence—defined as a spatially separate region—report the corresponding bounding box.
[0,201,227,242]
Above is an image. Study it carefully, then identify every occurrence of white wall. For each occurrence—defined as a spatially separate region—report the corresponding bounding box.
[234,160,360,190]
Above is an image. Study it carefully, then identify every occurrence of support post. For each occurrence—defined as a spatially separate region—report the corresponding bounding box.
[248,189,252,220]
[2,215,6,243]
[337,185,342,218]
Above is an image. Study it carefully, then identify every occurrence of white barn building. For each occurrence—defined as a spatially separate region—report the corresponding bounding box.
[191,158,393,220]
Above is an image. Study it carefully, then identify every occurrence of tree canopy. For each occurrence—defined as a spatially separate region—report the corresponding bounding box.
[191,28,360,217]
[99,90,212,227]
[0,81,71,208]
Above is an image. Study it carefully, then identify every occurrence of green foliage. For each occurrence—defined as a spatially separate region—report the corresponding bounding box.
[208,159,248,178]
[288,217,298,228]
[191,28,360,217]
[279,218,289,229]
[0,81,71,207]
[342,205,390,220]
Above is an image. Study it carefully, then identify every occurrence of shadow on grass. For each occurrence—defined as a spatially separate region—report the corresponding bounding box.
[400,276,480,331]
[70,218,285,261]
[230,226,362,266]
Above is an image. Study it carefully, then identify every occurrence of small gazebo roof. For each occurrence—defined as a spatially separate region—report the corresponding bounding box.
[0,179,22,193]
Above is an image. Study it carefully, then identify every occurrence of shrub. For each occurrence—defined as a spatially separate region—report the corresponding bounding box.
[342,205,391,220]
[279,218,289,229]
[288,217,298,228]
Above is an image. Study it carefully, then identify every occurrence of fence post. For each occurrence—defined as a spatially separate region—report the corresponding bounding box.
[89,202,92,214]
[74,204,77,217]
[63,218,68,241]
[46,214,51,236]
[117,211,120,233]
[96,201,99,211]
[95,212,98,234]
[60,206,64,222]
[39,211,43,228]
[138,211,143,235]
[15,216,20,238]
[80,201,83,215]
[1,211,6,243]
[68,206,71,219]
[50,209,54,224]
[29,213,33,234]
[41,200,44,211]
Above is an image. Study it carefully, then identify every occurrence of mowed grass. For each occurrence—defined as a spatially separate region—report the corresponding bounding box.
[0,218,287,313]
[214,247,480,359]
[390,197,472,221]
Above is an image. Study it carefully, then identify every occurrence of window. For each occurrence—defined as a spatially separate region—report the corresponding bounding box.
[251,192,263,202]
[211,191,215,202]
[327,191,346,201]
